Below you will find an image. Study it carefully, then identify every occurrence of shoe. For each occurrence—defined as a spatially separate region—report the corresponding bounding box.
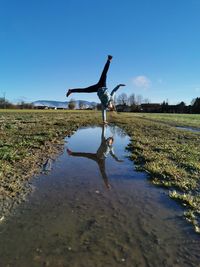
[66,89,72,97]
[67,148,72,155]
[108,55,113,60]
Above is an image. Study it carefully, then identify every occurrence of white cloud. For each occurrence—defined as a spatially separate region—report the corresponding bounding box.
[132,75,151,89]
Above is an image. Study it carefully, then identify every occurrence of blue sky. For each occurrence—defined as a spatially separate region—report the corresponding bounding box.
[1,0,200,104]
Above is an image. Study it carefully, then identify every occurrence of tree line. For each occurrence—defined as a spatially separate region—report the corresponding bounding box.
[114,94,200,114]
[0,98,34,109]
[1,95,200,113]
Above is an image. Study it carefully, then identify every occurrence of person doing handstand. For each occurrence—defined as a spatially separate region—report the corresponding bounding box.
[66,55,125,124]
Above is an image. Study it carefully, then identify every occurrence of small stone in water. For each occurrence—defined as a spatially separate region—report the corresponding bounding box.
[121,258,125,262]
[0,216,5,222]
[194,225,200,233]
[95,190,100,194]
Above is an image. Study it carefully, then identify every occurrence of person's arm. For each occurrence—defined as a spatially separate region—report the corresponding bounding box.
[101,124,107,142]
[101,107,107,123]
[109,147,123,162]
[98,160,111,189]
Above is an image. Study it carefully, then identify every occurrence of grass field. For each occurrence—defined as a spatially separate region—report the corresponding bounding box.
[134,112,200,128]
[0,110,200,232]
[0,110,102,219]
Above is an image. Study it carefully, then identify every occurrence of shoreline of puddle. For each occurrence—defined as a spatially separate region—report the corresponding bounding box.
[0,125,200,267]
[176,126,200,133]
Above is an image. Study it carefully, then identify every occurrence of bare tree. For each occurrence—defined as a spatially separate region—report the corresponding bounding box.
[0,97,13,109]
[117,93,128,105]
[3,92,6,109]
[191,97,200,113]
[191,98,196,106]
[135,94,143,105]
[79,101,85,109]
[68,99,76,110]
[96,103,102,110]
[143,98,150,104]
[18,101,34,109]
[128,93,136,106]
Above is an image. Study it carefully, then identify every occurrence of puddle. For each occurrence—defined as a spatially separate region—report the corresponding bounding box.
[0,125,200,267]
[176,126,200,133]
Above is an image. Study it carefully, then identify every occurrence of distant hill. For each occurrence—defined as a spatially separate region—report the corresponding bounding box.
[32,100,98,109]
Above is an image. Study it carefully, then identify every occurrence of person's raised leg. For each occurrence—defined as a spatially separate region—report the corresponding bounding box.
[66,55,113,97]
[66,84,99,97]
[97,55,113,88]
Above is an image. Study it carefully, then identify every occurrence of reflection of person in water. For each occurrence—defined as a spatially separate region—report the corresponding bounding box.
[67,126,123,189]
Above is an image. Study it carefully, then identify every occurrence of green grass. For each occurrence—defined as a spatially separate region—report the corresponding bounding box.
[134,113,200,128]
[109,113,200,233]
[0,110,102,218]
[1,110,200,233]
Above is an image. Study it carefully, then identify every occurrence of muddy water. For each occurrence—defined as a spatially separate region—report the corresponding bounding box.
[176,126,200,133]
[0,126,200,267]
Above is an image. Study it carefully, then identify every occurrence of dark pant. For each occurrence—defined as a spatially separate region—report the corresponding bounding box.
[70,59,110,93]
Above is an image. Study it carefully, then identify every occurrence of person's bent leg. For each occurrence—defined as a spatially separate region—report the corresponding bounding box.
[97,55,112,88]
[110,84,126,98]
[109,84,126,111]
